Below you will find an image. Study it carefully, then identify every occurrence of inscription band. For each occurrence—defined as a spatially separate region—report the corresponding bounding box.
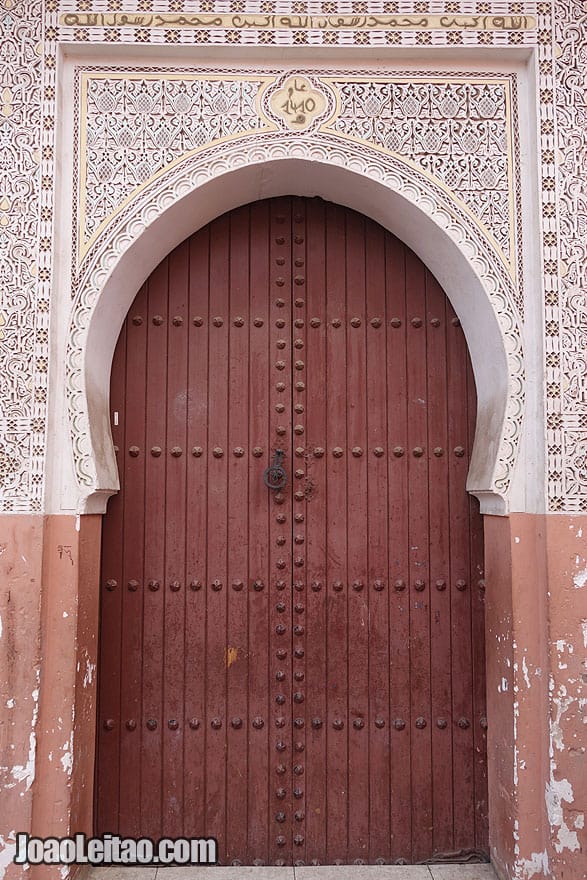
[60,13,536,31]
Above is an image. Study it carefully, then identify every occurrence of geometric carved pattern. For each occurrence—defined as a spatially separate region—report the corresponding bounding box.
[0,0,44,511]
[551,0,587,511]
[78,70,519,288]
[80,74,269,253]
[329,79,515,267]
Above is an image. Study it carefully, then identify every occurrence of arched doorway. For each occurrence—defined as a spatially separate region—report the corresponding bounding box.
[96,196,487,866]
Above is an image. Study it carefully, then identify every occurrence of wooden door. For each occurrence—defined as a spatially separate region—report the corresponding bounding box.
[96,196,488,865]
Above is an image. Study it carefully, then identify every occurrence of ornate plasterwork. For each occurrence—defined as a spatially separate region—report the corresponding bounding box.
[550,0,587,512]
[55,0,541,52]
[79,72,272,257]
[326,77,516,271]
[67,63,525,505]
[0,0,44,512]
[77,70,519,285]
[67,129,523,504]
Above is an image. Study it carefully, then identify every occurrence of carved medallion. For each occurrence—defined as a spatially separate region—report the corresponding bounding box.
[268,76,329,131]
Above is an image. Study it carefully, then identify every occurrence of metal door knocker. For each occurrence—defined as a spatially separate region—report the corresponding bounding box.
[263,449,287,490]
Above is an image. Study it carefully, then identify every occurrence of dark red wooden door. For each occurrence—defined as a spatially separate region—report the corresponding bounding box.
[96,197,488,865]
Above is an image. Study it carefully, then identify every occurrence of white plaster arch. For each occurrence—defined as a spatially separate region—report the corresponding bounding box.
[65,135,524,515]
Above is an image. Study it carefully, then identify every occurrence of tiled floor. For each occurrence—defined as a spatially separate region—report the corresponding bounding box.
[87,865,498,880]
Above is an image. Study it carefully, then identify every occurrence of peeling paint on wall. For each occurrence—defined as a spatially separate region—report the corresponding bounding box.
[573,568,586,589]
[60,733,74,777]
[9,684,39,794]
[11,731,36,791]
[513,697,519,787]
[545,775,580,854]
[0,832,17,880]
[82,653,95,688]
[522,656,531,689]
[520,849,549,878]
[550,678,574,752]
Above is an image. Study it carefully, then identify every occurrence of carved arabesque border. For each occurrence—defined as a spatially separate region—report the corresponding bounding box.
[0,0,45,512]
[66,130,524,505]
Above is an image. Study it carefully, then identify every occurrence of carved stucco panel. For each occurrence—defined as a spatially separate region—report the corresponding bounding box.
[0,0,51,512]
[76,70,520,291]
[551,0,587,511]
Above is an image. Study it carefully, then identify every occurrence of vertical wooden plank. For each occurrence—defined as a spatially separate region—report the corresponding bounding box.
[247,200,271,865]
[267,197,294,867]
[184,226,210,839]
[303,197,328,865]
[118,284,147,837]
[141,261,169,838]
[324,202,349,864]
[289,197,309,866]
[205,213,230,856]
[467,357,489,851]
[406,248,433,862]
[446,300,475,850]
[365,219,391,864]
[385,235,412,862]
[345,209,370,864]
[161,240,189,837]
[96,318,127,833]
[225,205,250,862]
[425,271,454,854]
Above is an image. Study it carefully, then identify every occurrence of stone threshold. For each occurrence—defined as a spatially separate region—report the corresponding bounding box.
[86,864,498,880]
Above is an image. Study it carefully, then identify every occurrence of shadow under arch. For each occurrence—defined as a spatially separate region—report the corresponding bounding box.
[71,149,523,515]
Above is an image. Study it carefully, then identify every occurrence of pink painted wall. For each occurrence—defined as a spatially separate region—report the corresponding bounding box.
[1,512,584,879]
[0,516,100,880]
[543,517,586,877]
[0,517,44,879]
[485,514,586,879]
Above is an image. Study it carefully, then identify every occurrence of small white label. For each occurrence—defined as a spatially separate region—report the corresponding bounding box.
[113,411,119,426]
